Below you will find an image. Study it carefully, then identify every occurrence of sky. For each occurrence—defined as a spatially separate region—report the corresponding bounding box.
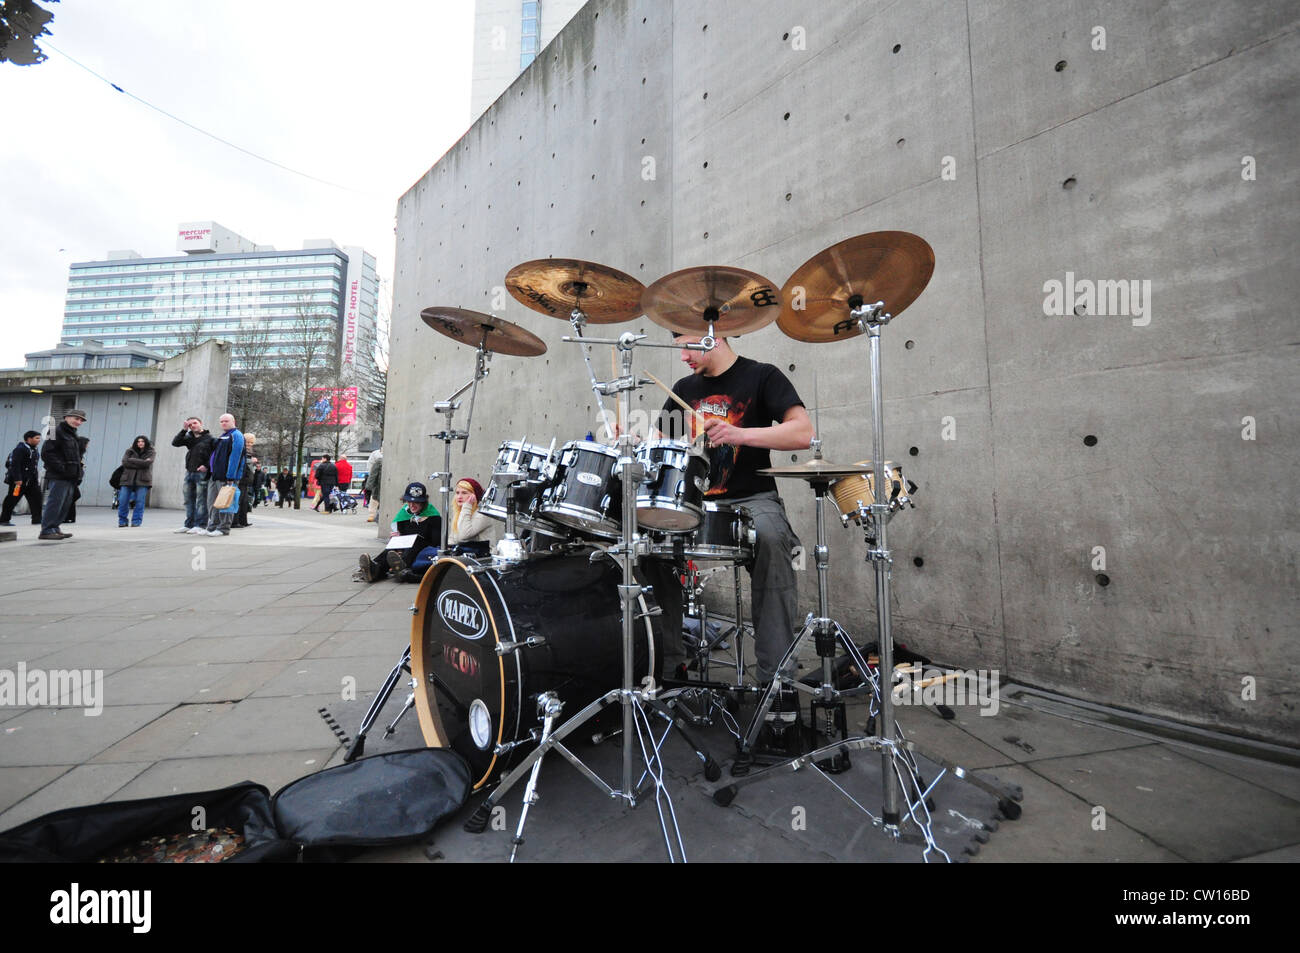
[0,0,477,369]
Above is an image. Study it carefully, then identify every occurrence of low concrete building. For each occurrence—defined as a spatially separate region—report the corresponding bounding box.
[0,339,231,508]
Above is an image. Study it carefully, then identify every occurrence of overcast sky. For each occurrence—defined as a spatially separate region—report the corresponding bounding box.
[0,0,476,368]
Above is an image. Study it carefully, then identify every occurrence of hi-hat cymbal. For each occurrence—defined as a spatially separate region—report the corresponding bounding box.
[758,458,874,481]
[420,307,547,357]
[505,259,645,323]
[641,265,782,337]
[778,231,934,343]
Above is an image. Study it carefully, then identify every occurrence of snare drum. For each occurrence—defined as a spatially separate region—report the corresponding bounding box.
[480,440,553,527]
[538,440,622,538]
[647,501,754,563]
[635,438,709,532]
[830,460,913,523]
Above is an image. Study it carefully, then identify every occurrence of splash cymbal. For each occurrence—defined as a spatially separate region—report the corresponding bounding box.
[505,259,645,323]
[641,265,782,337]
[420,307,547,357]
[778,231,934,343]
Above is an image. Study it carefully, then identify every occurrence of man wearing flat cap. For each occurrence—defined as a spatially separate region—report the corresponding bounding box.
[39,408,88,541]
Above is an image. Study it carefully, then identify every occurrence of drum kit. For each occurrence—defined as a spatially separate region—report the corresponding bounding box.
[348,230,1021,862]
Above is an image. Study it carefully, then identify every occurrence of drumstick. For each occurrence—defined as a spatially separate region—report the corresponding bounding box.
[641,369,710,444]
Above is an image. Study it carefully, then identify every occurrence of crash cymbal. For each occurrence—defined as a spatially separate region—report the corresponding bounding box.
[420,307,547,357]
[758,458,874,481]
[641,265,782,337]
[505,259,645,323]
[778,231,934,343]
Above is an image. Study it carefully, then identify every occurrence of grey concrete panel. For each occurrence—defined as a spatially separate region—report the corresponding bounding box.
[0,765,66,818]
[1170,744,1300,804]
[1029,745,1300,862]
[172,694,342,757]
[978,31,1300,386]
[948,701,1154,765]
[99,663,245,705]
[188,661,294,704]
[991,350,1300,740]
[969,0,1300,156]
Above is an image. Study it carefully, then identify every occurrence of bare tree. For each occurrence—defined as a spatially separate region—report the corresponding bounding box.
[280,297,339,509]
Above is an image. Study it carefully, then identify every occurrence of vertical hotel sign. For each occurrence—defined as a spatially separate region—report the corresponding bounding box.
[341,252,361,369]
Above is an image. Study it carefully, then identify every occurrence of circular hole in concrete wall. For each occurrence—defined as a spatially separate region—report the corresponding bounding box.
[703,161,708,168]
[908,446,919,456]
[905,339,915,349]
[641,138,646,144]
[592,64,597,71]
[1063,177,1077,190]
[703,232,709,239]
[1095,573,1110,587]
[1055,60,1067,72]
[703,91,708,99]
[785,192,792,201]
[783,111,790,120]
[790,454,798,463]
[1073,304,1087,316]
[913,557,924,568]
[892,43,901,53]
[782,32,789,41]
[642,77,646,84]
[788,363,796,372]
[896,138,905,147]
[1083,434,1098,447]
[640,200,646,206]
[702,24,708,32]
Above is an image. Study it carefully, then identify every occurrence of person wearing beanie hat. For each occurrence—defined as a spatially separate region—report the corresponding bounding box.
[447,477,493,556]
[356,481,442,583]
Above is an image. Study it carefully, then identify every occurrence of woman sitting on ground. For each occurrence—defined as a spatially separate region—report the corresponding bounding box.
[445,478,493,557]
[358,481,441,583]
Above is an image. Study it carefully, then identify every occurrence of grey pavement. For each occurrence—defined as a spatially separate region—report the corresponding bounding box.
[0,504,1296,863]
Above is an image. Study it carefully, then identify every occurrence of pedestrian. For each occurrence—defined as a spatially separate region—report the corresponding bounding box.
[204,413,246,537]
[64,434,89,524]
[0,430,42,528]
[38,409,87,541]
[233,439,256,529]
[275,468,292,508]
[171,416,216,534]
[117,435,155,527]
[336,454,353,495]
[313,454,339,513]
[364,448,382,523]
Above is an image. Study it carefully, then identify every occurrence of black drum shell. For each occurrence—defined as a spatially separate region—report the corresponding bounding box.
[411,552,654,790]
[538,441,622,538]
[635,440,708,532]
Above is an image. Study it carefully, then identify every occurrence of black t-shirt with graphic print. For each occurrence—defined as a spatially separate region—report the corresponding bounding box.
[658,355,804,500]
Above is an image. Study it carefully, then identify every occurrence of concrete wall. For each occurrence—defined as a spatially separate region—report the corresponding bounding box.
[153,340,232,510]
[389,0,1300,743]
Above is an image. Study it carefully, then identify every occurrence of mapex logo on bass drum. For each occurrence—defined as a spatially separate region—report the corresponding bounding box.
[437,590,488,640]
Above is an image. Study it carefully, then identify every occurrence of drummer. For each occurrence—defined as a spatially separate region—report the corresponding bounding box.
[650,334,812,684]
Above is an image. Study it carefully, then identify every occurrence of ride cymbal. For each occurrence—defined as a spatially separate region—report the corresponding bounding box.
[420,307,547,357]
[641,265,782,338]
[505,259,645,323]
[778,231,934,343]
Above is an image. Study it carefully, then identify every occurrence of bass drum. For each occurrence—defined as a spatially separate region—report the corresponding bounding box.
[410,552,657,791]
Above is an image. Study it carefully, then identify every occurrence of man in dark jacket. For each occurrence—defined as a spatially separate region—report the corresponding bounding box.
[171,417,216,534]
[0,430,42,527]
[39,409,87,541]
[313,455,339,513]
[203,413,246,537]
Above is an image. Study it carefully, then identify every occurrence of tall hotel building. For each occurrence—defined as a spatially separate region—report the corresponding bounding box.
[59,221,383,424]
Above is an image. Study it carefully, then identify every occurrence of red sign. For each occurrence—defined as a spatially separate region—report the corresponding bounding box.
[307,387,357,426]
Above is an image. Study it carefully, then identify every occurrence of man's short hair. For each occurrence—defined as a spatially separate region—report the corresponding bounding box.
[321,454,331,462]
[23,430,40,440]
[187,416,203,425]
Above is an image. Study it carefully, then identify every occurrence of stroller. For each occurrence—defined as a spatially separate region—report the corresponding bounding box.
[329,485,360,515]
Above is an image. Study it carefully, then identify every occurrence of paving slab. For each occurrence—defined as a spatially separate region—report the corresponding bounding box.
[100,662,246,705]
[189,661,294,703]
[1029,746,1300,862]
[971,764,1182,863]
[0,765,67,817]
[0,762,151,830]
[26,638,178,673]
[109,749,338,802]
[947,699,1155,764]
[172,694,343,756]
[0,641,67,668]
[1170,744,1300,803]
[0,703,172,766]
[89,702,237,763]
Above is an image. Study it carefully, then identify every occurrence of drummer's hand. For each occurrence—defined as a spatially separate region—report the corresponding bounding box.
[703,418,744,448]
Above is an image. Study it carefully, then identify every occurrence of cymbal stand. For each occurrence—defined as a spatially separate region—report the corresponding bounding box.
[429,340,489,551]
[566,294,616,439]
[463,332,717,861]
